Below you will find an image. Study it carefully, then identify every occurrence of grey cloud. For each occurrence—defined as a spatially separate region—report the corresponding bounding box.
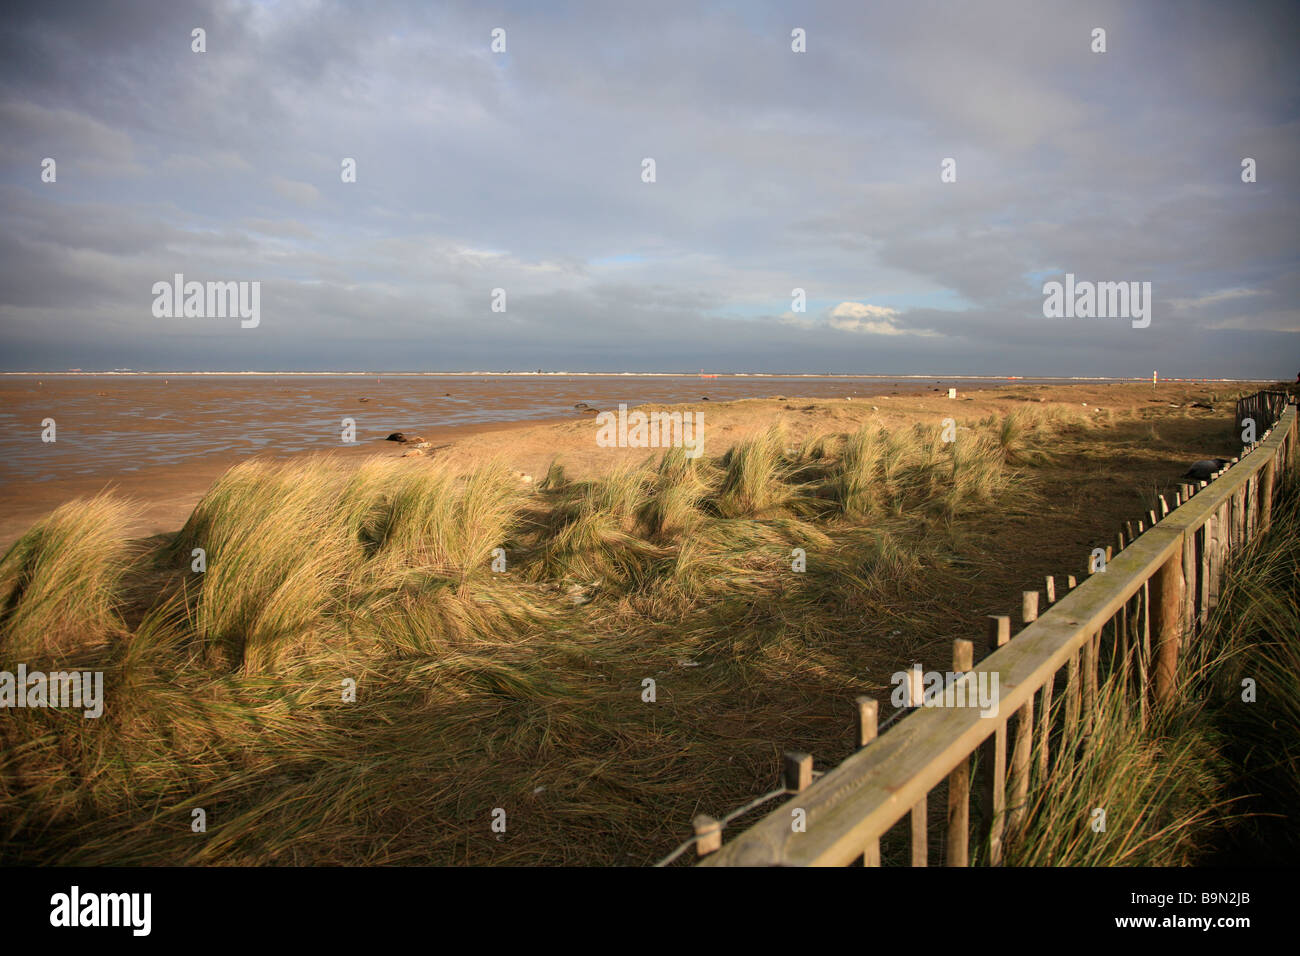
[0,0,1297,376]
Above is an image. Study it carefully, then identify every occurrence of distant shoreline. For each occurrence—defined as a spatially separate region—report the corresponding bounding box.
[0,370,1258,382]
[0,378,1271,552]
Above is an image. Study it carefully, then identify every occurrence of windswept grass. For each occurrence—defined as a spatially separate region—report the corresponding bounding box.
[714,424,794,518]
[1198,470,1300,858]
[990,469,1300,866]
[528,462,662,584]
[363,459,520,581]
[830,426,884,517]
[173,459,359,673]
[6,402,1267,867]
[641,445,711,539]
[994,672,1232,866]
[0,494,136,662]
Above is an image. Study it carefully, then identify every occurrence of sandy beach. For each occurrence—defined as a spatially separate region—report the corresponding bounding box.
[0,375,1265,548]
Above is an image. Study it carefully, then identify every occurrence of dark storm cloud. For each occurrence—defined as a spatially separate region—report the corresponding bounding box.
[0,0,1297,374]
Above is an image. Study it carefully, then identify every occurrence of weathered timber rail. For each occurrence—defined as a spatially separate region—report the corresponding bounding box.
[698,396,1298,866]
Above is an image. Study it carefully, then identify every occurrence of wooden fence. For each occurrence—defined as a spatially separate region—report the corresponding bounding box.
[1236,389,1290,435]
[697,395,1299,866]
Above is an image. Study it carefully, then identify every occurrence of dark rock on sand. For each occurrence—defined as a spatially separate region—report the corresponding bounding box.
[1183,458,1231,481]
[386,432,427,443]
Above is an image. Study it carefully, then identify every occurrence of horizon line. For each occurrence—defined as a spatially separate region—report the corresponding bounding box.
[0,371,1269,382]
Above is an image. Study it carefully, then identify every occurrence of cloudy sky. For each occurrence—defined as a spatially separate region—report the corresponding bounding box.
[1,0,1297,376]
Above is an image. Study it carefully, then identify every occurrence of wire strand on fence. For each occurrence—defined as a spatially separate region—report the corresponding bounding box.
[652,707,909,866]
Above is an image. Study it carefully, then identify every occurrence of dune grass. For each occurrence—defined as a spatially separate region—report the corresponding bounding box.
[0,494,137,662]
[985,467,1300,866]
[2,406,1282,866]
[992,671,1233,866]
[1195,468,1300,859]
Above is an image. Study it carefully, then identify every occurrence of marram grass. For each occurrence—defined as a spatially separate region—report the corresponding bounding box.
[3,408,1283,866]
[0,494,136,662]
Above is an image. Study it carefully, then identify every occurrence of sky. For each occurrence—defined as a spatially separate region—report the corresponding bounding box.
[1,0,1298,376]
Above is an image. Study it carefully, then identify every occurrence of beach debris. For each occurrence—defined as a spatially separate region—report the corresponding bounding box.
[1190,402,1214,410]
[566,581,601,606]
[1182,458,1231,481]
[513,471,534,483]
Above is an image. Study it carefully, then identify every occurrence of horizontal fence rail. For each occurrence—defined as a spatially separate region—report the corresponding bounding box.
[697,396,1298,867]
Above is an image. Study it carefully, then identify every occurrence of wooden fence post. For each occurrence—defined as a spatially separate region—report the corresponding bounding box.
[1007,611,1034,843]
[784,751,813,792]
[1260,453,1275,533]
[1246,474,1257,541]
[1211,494,1222,590]
[852,702,883,867]
[1033,596,1053,782]
[1233,490,1245,551]
[982,616,1010,865]
[1082,632,1097,736]
[1064,647,1081,749]
[911,791,927,868]
[945,639,974,867]
[1198,517,1211,628]
[694,815,722,858]
[1138,579,1150,732]
[1022,591,1039,625]
[1182,522,1198,636]
[856,697,877,749]
[1150,551,1185,708]
[1206,504,1222,614]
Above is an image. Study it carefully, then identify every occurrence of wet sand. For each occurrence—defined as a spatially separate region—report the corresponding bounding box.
[0,375,1259,548]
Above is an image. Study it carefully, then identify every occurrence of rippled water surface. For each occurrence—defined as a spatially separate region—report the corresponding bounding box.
[0,373,1106,483]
